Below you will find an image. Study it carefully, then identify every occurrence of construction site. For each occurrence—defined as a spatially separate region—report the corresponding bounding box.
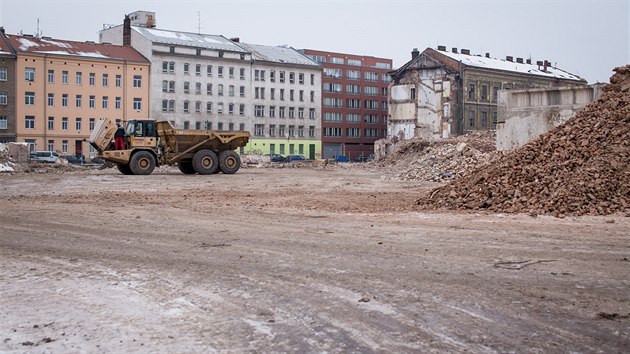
[0,66,628,352]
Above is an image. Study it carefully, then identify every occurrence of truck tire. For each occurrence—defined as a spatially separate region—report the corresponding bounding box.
[192,149,218,175]
[117,164,134,175]
[129,151,156,175]
[219,150,241,174]
[178,160,196,174]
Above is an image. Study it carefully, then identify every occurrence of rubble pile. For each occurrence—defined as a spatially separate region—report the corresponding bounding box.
[373,131,497,182]
[0,143,31,173]
[419,65,630,216]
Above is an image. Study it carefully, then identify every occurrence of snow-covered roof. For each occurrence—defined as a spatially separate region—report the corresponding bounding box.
[133,27,247,53]
[6,35,147,62]
[240,43,319,67]
[435,48,583,81]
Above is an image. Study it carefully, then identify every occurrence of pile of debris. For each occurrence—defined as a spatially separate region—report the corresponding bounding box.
[419,65,630,216]
[372,131,498,182]
[0,143,31,173]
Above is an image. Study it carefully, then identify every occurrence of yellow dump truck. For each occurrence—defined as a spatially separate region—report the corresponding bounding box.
[88,118,250,175]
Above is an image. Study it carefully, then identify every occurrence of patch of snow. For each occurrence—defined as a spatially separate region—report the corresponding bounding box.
[17,37,39,51]
[0,162,15,172]
[40,38,72,48]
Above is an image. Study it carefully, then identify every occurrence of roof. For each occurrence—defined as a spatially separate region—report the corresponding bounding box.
[431,48,583,81]
[6,34,148,62]
[0,34,15,56]
[241,43,319,67]
[132,26,247,53]
[393,47,584,82]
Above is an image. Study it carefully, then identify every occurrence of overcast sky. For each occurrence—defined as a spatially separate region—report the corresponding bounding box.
[1,0,628,83]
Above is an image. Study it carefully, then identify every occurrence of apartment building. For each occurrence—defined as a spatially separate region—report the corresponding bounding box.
[100,11,322,158]
[388,47,586,140]
[4,33,149,157]
[240,43,321,158]
[300,49,392,160]
[0,29,16,143]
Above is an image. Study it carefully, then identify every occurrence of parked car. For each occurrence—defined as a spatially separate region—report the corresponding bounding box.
[354,154,374,162]
[30,151,60,163]
[265,153,285,163]
[335,155,350,163]
[62,155,85,165]
[284,154,307,162]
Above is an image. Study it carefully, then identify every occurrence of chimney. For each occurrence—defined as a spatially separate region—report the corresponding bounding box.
[461,49,470,55]
[485,52,490,58]
[526,58,532,64]
[411,48,420,60]
[506,56,513,62]
[437,45,446,51]
[516,58,523,63]
[543,60,550,71]
[0,27,4,34]
[452,47,458,54]
[123,15,131,46]
[230,37,240,43]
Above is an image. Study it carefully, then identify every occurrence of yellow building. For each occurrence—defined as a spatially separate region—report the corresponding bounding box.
[6,34,149,158]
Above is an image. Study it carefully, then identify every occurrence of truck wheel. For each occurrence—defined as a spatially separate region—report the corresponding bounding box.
[129,151,156,175]
[178,160,196,174]
[117,164,134,175]
[219,150,241,174]
[193,149,218,175]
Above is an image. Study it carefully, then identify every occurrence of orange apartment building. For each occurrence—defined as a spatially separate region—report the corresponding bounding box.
[5,34,149,158]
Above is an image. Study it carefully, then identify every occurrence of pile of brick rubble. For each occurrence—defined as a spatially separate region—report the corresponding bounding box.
[372,131,498,182]
[418,65,630,217]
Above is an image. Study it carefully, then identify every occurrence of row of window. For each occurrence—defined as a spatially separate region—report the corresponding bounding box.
[20,67,143,88]
[323,98,388,110]
[254,106,316,119]
[10,91,143,111]
[323,113,385,124]
[323,127,382,138]
[306,55,391,69]
[161,61,316,85]
[468,83,500,102]
[254,87,315,102]
[253,124,316,138]
[21,115,98,131]
[322,68,391,82]
[467,110,499,129]
[323,83,387,96]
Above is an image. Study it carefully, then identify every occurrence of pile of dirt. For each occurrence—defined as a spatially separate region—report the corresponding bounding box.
[371,131,498,182]
[418,65,630,216]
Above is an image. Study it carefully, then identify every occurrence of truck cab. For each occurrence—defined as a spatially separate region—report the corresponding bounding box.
[124,119,158,150]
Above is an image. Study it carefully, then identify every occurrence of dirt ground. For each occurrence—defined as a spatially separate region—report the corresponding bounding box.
[1,164,628,353]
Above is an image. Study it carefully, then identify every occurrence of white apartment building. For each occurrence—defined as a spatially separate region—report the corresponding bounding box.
[100,12,322,158]
[240,43,321,158]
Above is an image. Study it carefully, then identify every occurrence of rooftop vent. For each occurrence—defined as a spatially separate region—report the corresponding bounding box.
[506,56,513,62]
[461,49,470,55]
[452,47,458,54]
[230,37,240,43]
[437,45,446,51]
[516,58,523,63]
[485,53,490,58]
[41,36,51,40]
[526,58,532,64]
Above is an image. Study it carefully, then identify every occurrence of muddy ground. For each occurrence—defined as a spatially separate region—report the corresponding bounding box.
[0,164,628,353]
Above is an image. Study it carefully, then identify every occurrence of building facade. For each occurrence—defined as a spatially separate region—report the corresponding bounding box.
[4,33,149,157]
[0,29,16,143]
[388,47,587,140]
[301,49,392,160]
[101,12,322,158]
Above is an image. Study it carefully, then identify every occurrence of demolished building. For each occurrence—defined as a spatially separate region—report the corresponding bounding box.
[387,46,587,140]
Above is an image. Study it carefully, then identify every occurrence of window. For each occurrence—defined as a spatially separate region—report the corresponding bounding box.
[47,140,54,151]
[410,87,416,100]
[481,85,488,101]
[218,66,223,78]
[162,61,169,73]
[468,83,476,100]
[240,86,245,97]
[0,91,6,105]
[270,70,275,82]
[298,73,304,84]
[289,72,295,83]
[75,95,82,108]
[195,121,201,130]
[269,106,276,117]
[288,125,295,137]
[134,75,142,88]
[169,81,175,93]
[346,114,360,123]
[196,48,202,56]
[184,82,190,94]
[481,111,488,128]
[168,100,175,112]
[279,106,286,118]
[298,125,304,137]
[324,112,342,122]
[46,69,53,83]
[0,116,7,129]
[309,126,315,137]
[288,107,295,118]
[346,128,360,138]
[382,74,392,83]
[25,67,35,81]
[218,84,223,96]
[280,89,285,101]
[206,102,212,113]
[255,105,265,117]
[330,57,344,64]
[323,98,342,108]
[102,74,109,87]
[255,124,264,136]
[162,80,168,92]
[279,71,285,83]
[364,72,378,81]
[229,67,234,79]
[229,85,235,97]
[89,95,95,108]
[492,86,499,102]
[309,108,315,119]
[310,91,314,103]
[89,73,95,85]
[269,124,276,137]
[290,90,294,101]
[102,96,108,109]
[240,68,245,80]
[207,65,212,77]
[196,82,202,95]
[365,86,379,96]
[62,94,68,107]
[347,99,360,109]
[62,117,68,130]
[48,93,54,107]
[468,110,476,127]
[162,100,169,112]
[298,107,304,119]
[217,103,224,114]
[207,83,213,95]
[183,100,190,113]
[228,103,234,115]
[75,72,82,85]
[347,58,361,66]
[47,116,54,130]
[492,112,498,128]
[133,98,142,111]
[364,128,378,138]
[364,100,379,110]
[25,115,35,129]
[169,62,175,73]
[310,74,315,85]
[116,97,122,110]
[218,122,223,130]
[364,114,378,124]
[308,54,326,63]
[62,140,68,153]
[89,118,95,131]
[75,118,82,131]
[25,92,35,105]
[279,125,286,137]
[62,71,68,84]
[346,70,360,80]
[323,127,342,137]
[184,63,190,75]
[239,104,245,115]
[169,46,175,53]
[195,64,201,76]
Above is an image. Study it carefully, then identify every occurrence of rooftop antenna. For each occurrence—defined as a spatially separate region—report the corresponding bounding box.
[197,11,201,34]
[36,18,40,37]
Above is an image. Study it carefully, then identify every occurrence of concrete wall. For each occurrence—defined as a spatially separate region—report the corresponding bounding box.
[496,85,603,150]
